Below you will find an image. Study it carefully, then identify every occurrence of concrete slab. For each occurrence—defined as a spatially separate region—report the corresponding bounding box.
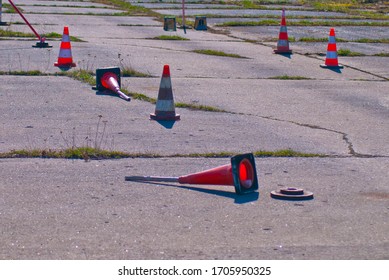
[0,76,346,156]
[1,0,389,261]
[0,157,388,259]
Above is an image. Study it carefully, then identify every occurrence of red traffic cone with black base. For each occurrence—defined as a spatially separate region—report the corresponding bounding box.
[274,9,292,54]
[125,153,259,195]
[94,67,130,101]
[54,26,76,70]
[320,28,343,69]
[150,65,180,121]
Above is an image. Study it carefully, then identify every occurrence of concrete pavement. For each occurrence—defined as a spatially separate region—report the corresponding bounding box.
[0,0,388,259]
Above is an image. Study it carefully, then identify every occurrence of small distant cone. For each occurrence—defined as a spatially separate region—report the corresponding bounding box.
[320,28,343,69]
[274,9,292,54]
[125,153,259,195]
[150,65,180,121]
[54,26,76,70]
[100,71,131,101]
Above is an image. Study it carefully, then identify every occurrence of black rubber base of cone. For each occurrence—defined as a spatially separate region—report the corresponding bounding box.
[320,64,344,69]
[273,49,292,54]
[150,113,180,121]
[33,42,52,48]
[54,63,76,71]
[270,187,314,201]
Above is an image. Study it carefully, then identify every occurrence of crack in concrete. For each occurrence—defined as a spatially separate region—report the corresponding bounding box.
[245,113,388,158]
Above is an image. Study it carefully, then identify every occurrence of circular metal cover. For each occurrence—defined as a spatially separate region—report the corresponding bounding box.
[271,187,314,200]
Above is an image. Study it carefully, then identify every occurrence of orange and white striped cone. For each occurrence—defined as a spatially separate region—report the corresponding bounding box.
[273,9,292,54]
[320,28,343,69]
[54,26,76,70]
[150,65,180,121]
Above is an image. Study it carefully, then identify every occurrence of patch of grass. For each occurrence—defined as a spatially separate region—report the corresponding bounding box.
[0,29,34,38]
[0,30,84,42]
[152,35,189,41]
[0,148,326,160]
[41,32,85,42]
[354,38,389,43]
[269,75,311,80]
[253,149,323,158]
[0,70,47,76]
[218,20,389,27]
[373,52,389,57]
[0,148,129,160]
[193,49,247,58]
[126,91,156,103]
[175,102,227,112]
[337,48,365,56]
[121,68,153,78]
[60,69,95,86]
[92,0,158,17]
[240,0,264,9]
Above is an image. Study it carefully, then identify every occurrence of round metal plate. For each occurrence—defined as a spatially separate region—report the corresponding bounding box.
[271,187,314,201]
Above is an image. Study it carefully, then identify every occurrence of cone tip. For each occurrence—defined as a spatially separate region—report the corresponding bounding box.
[330,28,335,35]
[162,65,170,77]
[63,26,69,34]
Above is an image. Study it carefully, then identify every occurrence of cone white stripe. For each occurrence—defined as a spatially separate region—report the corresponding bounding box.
[326,51,338,59]
[58,49,72,58]
[280,25,287,32]
[155,100,175,111]
[329,36,336,43]
[62,34,70,42]
[277,40,289,46]
[160,78,172,89]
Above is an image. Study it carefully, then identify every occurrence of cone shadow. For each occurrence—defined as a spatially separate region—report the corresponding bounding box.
[275,52,292,59]
[155,120,176,129]
[95,90,129,101]
[135,181,259,204]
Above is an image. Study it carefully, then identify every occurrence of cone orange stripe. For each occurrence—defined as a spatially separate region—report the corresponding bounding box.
[279,32,288,40]
[178,164,234,186]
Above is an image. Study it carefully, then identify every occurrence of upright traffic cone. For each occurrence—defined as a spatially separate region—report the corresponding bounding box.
[274,9,292,54]
[150,65,180,121]
[125,153,259,195]
[320,28,343,69]
[54,26,76,70]
[94,67,130,101]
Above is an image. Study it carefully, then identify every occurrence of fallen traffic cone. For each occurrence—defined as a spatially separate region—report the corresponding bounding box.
[273,9,292,54]
[94,67,130,101]
[320,28,343,69]
[54,26,76,70]
[150,65,180,121]
[125,153,259,195]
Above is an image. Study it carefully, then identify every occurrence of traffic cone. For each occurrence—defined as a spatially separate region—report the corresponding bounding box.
[273,9,292,54]
[125,153,259,195]
[54,26,76,70]
[94,67,130,101]
[150,65,180,121]
[320,28,343,69]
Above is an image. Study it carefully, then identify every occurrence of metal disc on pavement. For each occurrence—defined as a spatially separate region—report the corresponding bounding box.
[271,187,314,201]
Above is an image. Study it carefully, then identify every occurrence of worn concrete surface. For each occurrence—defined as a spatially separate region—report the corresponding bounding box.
[0,0,388,260]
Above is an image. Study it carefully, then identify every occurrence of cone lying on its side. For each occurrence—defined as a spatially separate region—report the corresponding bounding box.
[94,67,130,101]
[274,8,292,54]
[125,153,259,195]
[320,28,344,69]
[150,65,180,121]
[54,26,76,70]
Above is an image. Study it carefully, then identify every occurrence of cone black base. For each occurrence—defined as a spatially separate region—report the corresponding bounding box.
[273,49,292,54]
[320,64,344,69]
[33,41,52,48]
